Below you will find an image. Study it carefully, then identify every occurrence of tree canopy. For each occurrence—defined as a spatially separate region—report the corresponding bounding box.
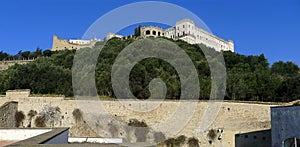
[0,38,299,102]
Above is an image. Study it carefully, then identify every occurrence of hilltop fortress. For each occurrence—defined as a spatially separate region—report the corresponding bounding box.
[1,19,234,71]
[51,18,234,52]
[51,35,99,51]
[107,19,235,52]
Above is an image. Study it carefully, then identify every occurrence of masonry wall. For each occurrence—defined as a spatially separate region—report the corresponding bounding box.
[0,90,277,146]
[0,60,34,71]
[0,101,18,128]
[51,35,96,51]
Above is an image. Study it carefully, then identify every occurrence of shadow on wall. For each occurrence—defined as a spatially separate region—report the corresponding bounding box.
[235,129,271,147]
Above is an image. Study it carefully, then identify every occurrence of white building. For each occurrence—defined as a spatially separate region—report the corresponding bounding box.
[107,18,234,52]
[69,38,100,45]
[106,32,124,40]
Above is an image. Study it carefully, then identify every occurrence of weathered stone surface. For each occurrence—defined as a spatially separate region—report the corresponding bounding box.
[0,90,280,146]
[0,101,18,127]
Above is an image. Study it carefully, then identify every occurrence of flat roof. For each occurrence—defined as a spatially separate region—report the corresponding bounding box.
[7,128,69,147]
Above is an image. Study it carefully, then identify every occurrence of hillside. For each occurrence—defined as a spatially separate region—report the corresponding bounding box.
[0,37,299,102]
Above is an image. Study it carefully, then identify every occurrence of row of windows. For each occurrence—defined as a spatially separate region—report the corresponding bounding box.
[55,46,76,49]
[145,30,164,36]
[145,29,231,50]
[236,134,267,140]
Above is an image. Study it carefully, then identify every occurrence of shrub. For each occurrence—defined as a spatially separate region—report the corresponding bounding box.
[39,105,61,126]
[175,135,186,145]
[15,111,25,127]
[164,138,176,146]
[187,137,199,147]
[27,110,37,127]
[162,135,186,146]
[27,110,37,118]
[128,119,148,127]
[34,105,61,127]
[208,129,217,140]
[34,116,46,127]
[72,108,83,123]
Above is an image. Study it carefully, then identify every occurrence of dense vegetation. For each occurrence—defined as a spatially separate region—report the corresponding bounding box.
[0,38,299,102]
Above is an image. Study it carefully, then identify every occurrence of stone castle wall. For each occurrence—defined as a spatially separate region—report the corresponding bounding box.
[0,60,34,71]
[0,90,279,146]
[51,35,96,51]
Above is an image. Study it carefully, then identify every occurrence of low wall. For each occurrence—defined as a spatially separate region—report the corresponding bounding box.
[0,60,34,71]
[0,90,279,146]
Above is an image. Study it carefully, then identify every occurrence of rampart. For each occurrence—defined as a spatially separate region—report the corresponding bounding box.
[0,90,280,146]
[0,60,34,71]
[51,35,97,51]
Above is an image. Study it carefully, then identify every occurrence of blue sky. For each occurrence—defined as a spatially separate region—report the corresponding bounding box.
[0,0,299,65]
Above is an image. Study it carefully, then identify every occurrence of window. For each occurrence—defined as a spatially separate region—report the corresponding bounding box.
[152,30,156,35]
[146,30,150,35]
[183,25,185,28]
[158,32,161,36]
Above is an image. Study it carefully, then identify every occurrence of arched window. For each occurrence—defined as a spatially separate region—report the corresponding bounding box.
[146,30,150,35]
[152,30,156,35]
[158,32,161,36]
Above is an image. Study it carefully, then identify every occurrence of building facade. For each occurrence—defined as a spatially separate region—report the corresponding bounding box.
[51,35,99,51]
[271,105,300,147]
[106,18,234,52]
